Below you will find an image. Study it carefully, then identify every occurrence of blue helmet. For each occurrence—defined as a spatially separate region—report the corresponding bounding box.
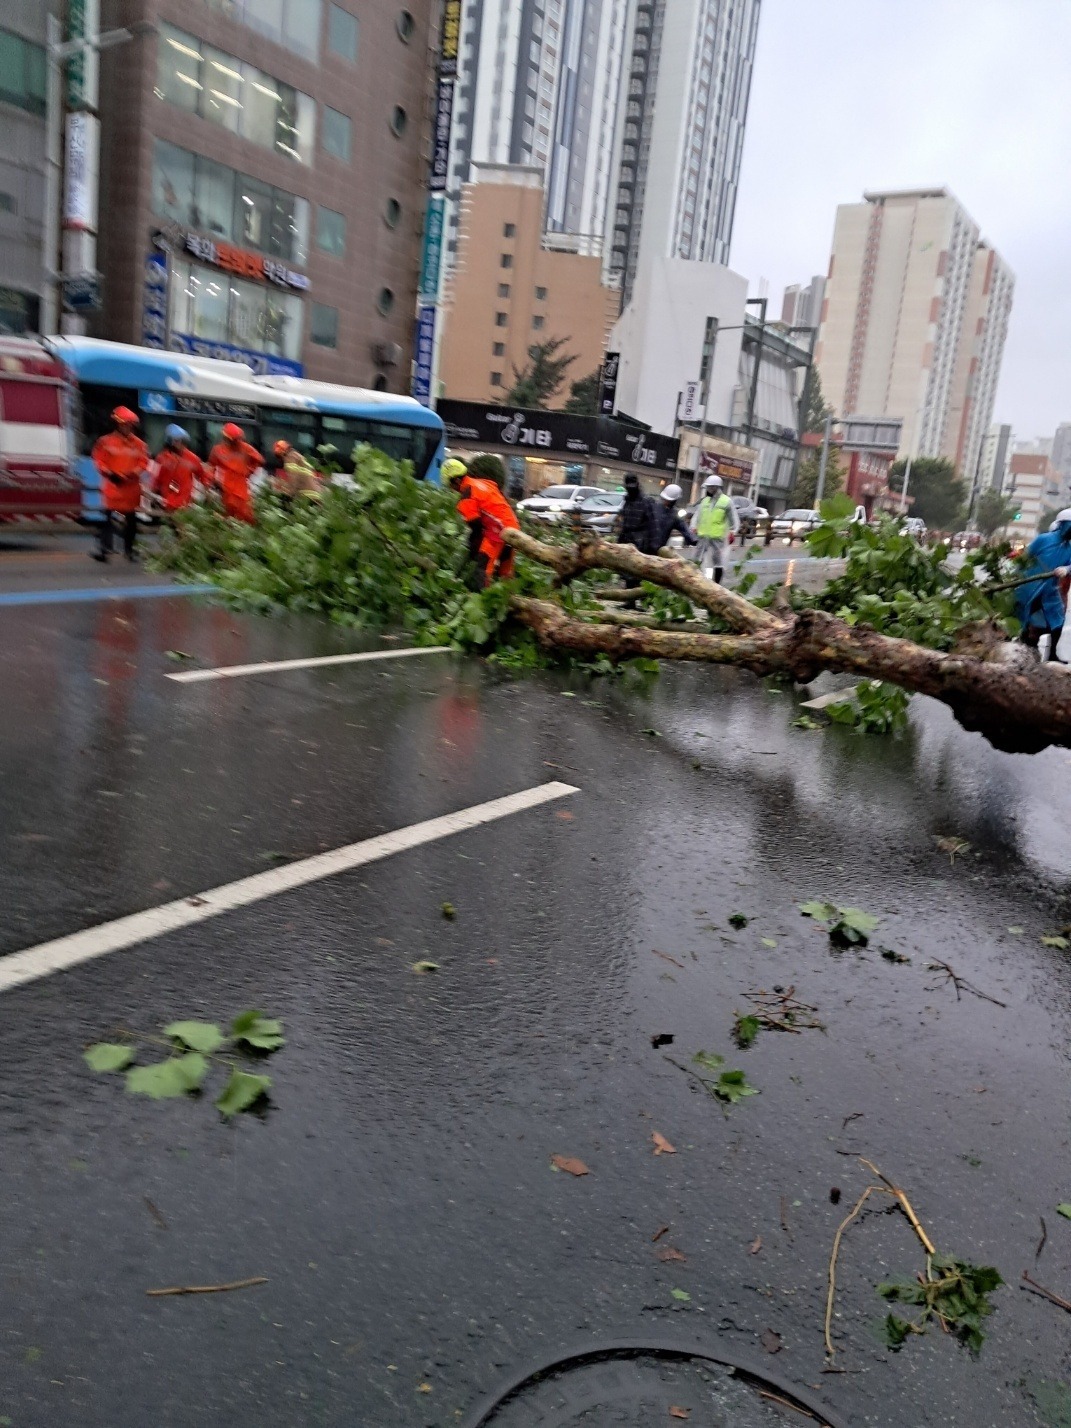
[164,424,189,443]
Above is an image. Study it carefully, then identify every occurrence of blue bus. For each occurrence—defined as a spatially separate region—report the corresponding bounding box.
[47,337,446,519]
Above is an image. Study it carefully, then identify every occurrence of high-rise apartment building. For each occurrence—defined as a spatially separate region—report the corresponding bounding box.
[606,0,761,303]
[1050,422,1071,494]
[46,0,434,387]
[976,422,1012,497]
[446,0,630,258]
[781,276,825,334]
[0,4,50,335]
[816,188,1014,474]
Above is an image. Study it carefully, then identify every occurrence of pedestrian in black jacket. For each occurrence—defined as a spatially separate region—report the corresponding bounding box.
[615,473,658,588]
[652,483,698,553]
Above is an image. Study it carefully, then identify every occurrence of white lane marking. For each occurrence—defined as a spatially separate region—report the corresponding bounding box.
[0,782,578,995]
[166,645,452,683]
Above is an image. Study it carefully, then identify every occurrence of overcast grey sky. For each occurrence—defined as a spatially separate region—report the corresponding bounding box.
[730,0,1071,440]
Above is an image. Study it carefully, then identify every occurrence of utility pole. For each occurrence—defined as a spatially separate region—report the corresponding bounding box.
[815,411,833,504]
[899,456,913,515]
[743,296,767,442]
[42,12,64,334]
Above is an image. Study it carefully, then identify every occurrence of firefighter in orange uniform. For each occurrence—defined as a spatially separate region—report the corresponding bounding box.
[91,406,150,562]
[151,425,205,517]
[443,457,520,586]
[207,423,263,523]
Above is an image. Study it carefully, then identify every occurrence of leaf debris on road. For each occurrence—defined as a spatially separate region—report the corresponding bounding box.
[550,1155,589,1177]
[652,1131,677,1155]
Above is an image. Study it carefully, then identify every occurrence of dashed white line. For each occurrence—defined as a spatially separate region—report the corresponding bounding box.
[0,782,579,995]
[166,645,452,683]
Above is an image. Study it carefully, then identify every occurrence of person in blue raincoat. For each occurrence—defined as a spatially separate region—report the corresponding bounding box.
[1014,508,1071,661]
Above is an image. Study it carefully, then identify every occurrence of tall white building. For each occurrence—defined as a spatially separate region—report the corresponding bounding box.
[606,0,762,302]
[446,0,631,259]
[781,276,826,334]
[817,188,1014,474]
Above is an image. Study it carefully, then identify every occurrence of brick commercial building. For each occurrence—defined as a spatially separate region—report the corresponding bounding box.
[439,164,620,407]
[87,0,434,386]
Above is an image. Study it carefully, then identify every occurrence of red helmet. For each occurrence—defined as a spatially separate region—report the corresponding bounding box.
[221,422,244,441]
[112,406,138,426]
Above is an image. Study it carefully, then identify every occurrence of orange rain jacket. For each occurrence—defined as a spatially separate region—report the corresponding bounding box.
[208,440,263,523]
[456,475,520,582]
[151,447,205,512]
[92,431,150,513]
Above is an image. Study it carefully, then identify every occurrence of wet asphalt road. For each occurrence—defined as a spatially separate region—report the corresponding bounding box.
[3,556,1071,1425]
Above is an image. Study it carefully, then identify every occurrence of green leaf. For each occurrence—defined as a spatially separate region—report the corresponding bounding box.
[440,901,457,920]
[693,1050,724,1073]
[84,1043,135,1073]
[670,1288,691,1302]
[882,1312,913,1349]
[163,1020,226,1054]
[126,1053,208,1099]
[411,959,440,974]
[1056,1204,1071,1220]
[1007,926,1024,936]
[799,900,836,920]
[229,1011,285,1051]
[761,937,777,948]
[1042,935,1071,949]
[733,1015,760,1049]
[165,649,193,661]
[713,1068,759,1104]
[728,912,748,929]
[215,1069,272,1117]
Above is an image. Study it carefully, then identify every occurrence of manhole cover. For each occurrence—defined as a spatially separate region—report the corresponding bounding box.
[465,1342,844,1428]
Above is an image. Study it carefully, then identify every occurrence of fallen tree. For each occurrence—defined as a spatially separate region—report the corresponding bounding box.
[502,528,1071,755]
[153,455,1071,755]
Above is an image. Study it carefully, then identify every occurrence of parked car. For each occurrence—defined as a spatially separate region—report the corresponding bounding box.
[731,495,770,538]
[902,516,927,539]
[575,490,624,535]
[517,484,604,522]
[770,508,822,543]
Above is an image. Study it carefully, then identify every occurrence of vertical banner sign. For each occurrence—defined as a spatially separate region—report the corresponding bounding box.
[598,352,620,416]
[680,379,701,422]
[66,0,100,109]
[439,0,462,76]
[429,77,455,193]
[419,195,446,300]
[142,249,169,349]
[413,305,437,405]
[63,113,99,231]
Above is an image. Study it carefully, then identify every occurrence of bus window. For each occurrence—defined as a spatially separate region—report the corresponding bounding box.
[259,408,316,458]
[76,384,141,455]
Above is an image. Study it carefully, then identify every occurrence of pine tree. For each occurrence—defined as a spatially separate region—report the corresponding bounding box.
[505,338,577,409]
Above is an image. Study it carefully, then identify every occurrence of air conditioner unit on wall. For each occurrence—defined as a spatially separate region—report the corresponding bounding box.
[373,342,403,368]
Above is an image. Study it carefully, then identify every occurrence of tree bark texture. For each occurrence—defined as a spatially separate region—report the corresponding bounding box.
[503,529,1071,755]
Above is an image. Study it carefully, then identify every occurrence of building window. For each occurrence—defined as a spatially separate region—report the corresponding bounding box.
[322,106,352,161]
[490,372,502,386]
[327,3,359,61]
[532,315,544,330]
[155,26,316,164]
[205,0,322,64]
[384,198,402,228]
[397,10,415,41]
[153,139,310,265]
[169,257,305,361]
[390,105,408,136]
[316,206,346,256]
[310,302,339,348]
[0,29,46,116]
[500,254,513,269]
[494,312,507,327]
[376,287,395,316]
[535,285,547,300]
[492,342,505,356]
[503,223,515,238]
[497,283,510,298]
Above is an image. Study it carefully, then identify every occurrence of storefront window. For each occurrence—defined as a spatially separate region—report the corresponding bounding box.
[169,258,305,362]
[192,157,235,241]
[152,140,195,226]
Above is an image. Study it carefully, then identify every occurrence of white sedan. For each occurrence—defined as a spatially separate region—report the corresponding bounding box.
[517,484,605,522]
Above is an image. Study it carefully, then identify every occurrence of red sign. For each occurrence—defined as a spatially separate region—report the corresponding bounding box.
[699,451,754,483]
[183,233,310,292]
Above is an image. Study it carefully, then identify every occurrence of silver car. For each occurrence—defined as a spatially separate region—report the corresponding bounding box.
[770,508,821,543]
[517,484,604,522]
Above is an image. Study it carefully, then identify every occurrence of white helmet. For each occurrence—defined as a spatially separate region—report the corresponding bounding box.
[703,474,723,490]
[1056,508,1071,524]
[660,483,682,503]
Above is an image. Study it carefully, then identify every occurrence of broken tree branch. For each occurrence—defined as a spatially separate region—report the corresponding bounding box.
[926,960,1007,1008]
[146,1276,268,1297]
[503,530,1071,754]
[1021,1270,1071,1314]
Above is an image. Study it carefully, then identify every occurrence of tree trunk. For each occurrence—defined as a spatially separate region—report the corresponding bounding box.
[503,529,1071,755]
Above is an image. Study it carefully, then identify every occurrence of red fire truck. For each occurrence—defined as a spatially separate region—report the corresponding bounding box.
[0,336,81,524]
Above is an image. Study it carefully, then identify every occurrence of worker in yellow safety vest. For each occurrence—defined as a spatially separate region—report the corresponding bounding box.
[692,474,740,584]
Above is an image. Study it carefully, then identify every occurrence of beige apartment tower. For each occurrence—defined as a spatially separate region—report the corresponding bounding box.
[440,165,621,407]
[816,188,1013,480]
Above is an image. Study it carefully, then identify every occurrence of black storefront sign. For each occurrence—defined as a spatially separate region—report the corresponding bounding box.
[598,352,619,416]
[438,400,679,473]
[429,76,455,192]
